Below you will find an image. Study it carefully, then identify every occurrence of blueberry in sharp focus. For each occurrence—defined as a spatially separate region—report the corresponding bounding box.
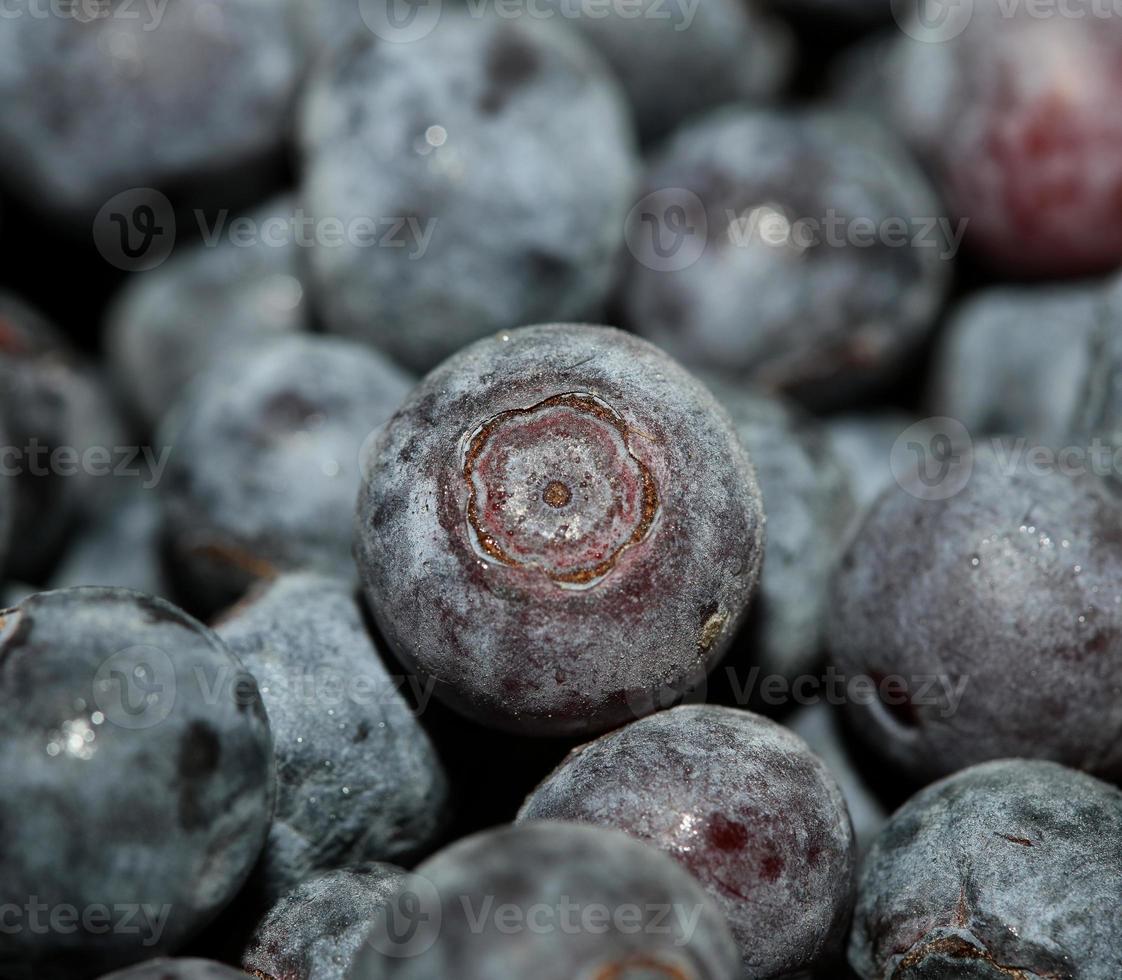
[158,333,414,612]
[298,11,639,372]
[350,821,741,980]
[533,0,790,144]
[0,0,301,217]
[0,588,275,979]
[877,0,1122,276]
[214,574,448,899]
[850,759,1122,980]
[242,863,405,980]
[929,281,1117,442]
[97,960,250,980]
[518,705,856,979]
[106,196,309,430]
[620,108,950,405]
[0,292,130,581]
[356,324,765,736]
[829,441,1122,781]
[706,381,855,679]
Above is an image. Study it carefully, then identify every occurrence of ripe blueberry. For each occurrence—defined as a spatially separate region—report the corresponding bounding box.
[518,704,856,978]
[356,324,765,735]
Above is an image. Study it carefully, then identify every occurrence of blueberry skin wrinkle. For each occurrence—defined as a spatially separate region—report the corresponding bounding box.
[355,323,766,736]
[215,574,448,900]
[850,759,1122,980]
[518,704,857,979]
[0,588,275,980]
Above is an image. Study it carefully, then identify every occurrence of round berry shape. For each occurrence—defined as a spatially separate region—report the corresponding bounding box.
[350,822,740,980]
[0,0,300,216]
[356,324,765,736]
[0,588,275,979]
[159,333,413,611]
[887,0,1122,276]
[518,705,856,978]
[215,574,448,898]
[299,11,639,371]
[620,108,950,403]
[242,863,405,980]
[830,443,1122,781]
[850,760,1122,980]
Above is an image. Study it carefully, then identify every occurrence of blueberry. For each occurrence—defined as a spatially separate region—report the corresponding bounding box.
[0,0,301,216]
[350,821,741,979]
[242,863,405,980]
[707,382,855,678]
[787,703,887,855]
[106,196,308,430]
[158,334,413,611]
[620,108,950,404]
[0,419,12,577]
[97,960,249,980]
[298,12,639,371]
[533,0,790,143]
[49,482,170,598]
[356,324,765,735]
[850,759,1122,979]
[829,442,1122,781]
[877,0,1122,276]
[0,588,275,978]
[929,282,1114,442]
[214,574,448,899]
[0,293,130,581]
[518,705,855,978]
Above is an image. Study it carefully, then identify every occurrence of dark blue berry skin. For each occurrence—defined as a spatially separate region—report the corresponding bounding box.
[106,196,308,430]
[0,0,301,216]
[851,760,1122,979]
[97,960,248,980]
[299,12,639,372]
[356,324,765,736]
[708,382,855,679]
[159,334,413,612]
[829,443,1122,782]
[0,293,129,581]
[0,419,11,578]
[49,483,170,599]
[620,108,950,406]
[350,822,741,980]
[535,0,790,143]
[929,282,1113,442]
[518,705,856,979]
[242,863,405,980]
[214,574,448,900]
[0,588,275,979]
[821,413,921,515]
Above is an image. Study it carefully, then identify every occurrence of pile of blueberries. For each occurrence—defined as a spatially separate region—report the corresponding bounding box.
[1,0,1121,978]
